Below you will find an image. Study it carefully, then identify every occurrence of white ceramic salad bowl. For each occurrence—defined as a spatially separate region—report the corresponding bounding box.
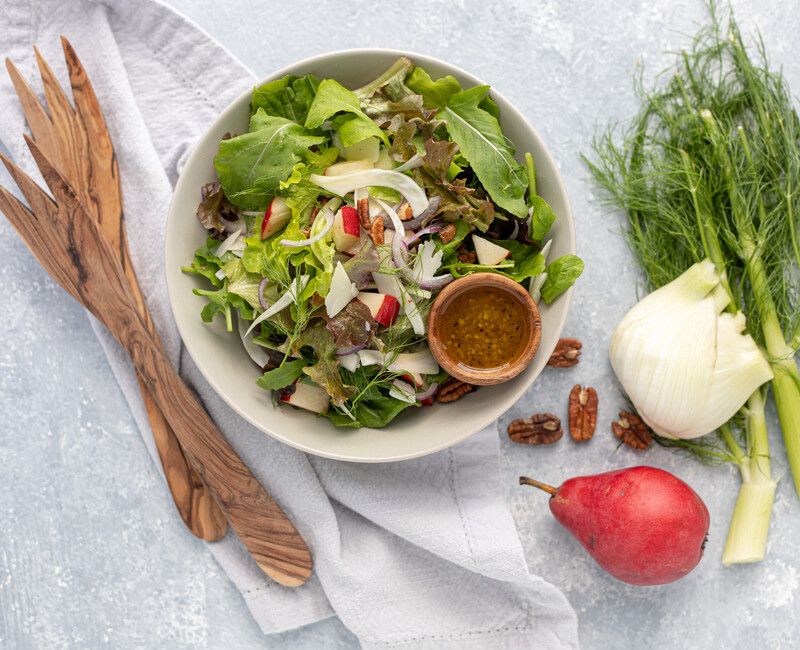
[165,49,576,462]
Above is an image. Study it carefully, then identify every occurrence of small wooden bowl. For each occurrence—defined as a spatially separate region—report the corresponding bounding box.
[428,273,542,385]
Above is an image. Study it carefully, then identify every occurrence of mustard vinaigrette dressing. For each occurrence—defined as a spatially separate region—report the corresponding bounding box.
[434,285,531,370]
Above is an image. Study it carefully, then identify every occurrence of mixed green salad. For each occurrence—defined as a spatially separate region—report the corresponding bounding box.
[183,57,583,428]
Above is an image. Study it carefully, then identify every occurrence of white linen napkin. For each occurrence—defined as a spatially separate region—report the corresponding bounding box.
[0,1,578,646]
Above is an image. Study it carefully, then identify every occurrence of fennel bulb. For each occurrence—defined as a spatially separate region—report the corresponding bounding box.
[609,260,773,440]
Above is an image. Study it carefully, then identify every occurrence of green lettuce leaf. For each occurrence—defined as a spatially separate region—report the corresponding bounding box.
[293,322,354,406]
[440,86,528,218]
[214,109,324,209]
[540,255,584,303]
[304,79,389,147]
[338,115,386,149]
[256,358,309,391]
[406,67,462,109]
[221,258,263,310]
[251,74,320,123]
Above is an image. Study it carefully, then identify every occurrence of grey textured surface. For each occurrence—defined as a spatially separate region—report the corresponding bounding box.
[1,0,799,648]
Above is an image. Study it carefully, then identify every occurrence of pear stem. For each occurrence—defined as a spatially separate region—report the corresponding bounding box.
[519,476,558,495]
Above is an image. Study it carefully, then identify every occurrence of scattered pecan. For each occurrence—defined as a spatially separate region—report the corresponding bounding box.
[436,378,476,403]
[357,196,371,229]
[612,410,653,450]
[457,246,477,264]
[439,223,457,244]
[508,413,563,445]
[309,206,320,225]
[397,202,413,221]
[547,338,582,368]
[310,292,325,308]
[568,385,598,442]
[370,217,385,245]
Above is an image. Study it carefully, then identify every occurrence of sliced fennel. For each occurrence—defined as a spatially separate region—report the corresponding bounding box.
[244,274,310,337]
[310,169,429,216]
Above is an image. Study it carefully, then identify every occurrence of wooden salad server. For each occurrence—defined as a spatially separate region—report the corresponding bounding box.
[0,130,313,589]
[5,38,227,541]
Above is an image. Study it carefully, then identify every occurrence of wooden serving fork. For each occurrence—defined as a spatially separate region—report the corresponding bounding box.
[5,38,227,541]
[0,133,313,588]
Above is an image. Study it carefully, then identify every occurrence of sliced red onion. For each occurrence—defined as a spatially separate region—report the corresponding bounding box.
[258,277,270,310]
[336,343,367,356]
[403,196,441,230]
[388,217,453,290]
[415,383,439,402]
[279,209,333,247]
[403,223,443,248]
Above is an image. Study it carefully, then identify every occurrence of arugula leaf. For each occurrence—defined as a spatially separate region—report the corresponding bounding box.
[251,74,320,123]
[529,196,557,241]
[325,370,416,429]
[181,238,225,286]
[350,394,414,428]
[440,86,529,218]
[540,255,584,303]
[256,358,309,391]
[214,110,324,210]
[407,67,501,117]
[304,79,389,146]
[492,240,546,282]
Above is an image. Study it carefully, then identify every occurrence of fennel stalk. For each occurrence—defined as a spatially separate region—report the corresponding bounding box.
[586,3,799,563]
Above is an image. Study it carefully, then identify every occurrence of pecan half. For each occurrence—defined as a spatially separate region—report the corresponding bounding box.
[508,413,563,445]
[439,223,457,244]
[612,410,653,450]
[568,385,598,442]
[436,378,476,403]
[457,246,477,264]
[397,202,413,221]
[357,196,371,229]
[370,217,385,245]
[547,338,582,368]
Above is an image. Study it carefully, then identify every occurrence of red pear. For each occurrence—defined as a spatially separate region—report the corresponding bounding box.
[521,466,709,586]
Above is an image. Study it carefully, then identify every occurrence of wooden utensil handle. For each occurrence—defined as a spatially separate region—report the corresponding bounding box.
[123,319,312,586]
[17,141,311,586]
